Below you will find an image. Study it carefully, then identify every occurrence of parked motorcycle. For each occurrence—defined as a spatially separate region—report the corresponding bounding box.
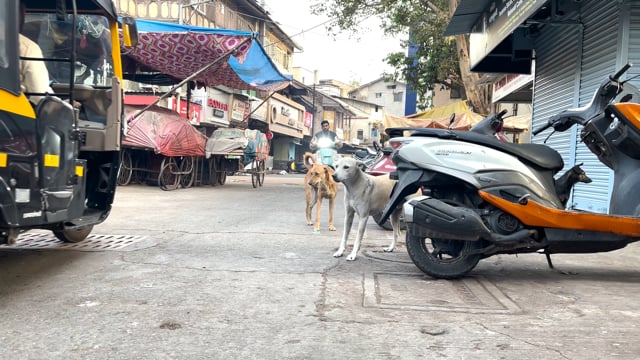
[380,64,640,279]
[353,141,384,169]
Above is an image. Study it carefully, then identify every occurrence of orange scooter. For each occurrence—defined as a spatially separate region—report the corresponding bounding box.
[380,64,640,279]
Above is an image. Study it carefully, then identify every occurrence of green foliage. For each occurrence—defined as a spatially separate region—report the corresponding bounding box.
[311,0,463,109]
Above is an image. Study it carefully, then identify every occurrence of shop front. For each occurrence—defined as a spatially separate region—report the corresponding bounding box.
[267,93,306,170]
[446,0,639,213]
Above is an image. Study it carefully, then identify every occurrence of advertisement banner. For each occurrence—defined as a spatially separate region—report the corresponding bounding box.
[232,97,250,123]
[304,112,312,128]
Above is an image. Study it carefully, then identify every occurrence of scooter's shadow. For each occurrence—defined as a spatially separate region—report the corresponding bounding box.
[474,253,640,284]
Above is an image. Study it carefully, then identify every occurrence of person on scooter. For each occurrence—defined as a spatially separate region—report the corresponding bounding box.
[310,120,343,151]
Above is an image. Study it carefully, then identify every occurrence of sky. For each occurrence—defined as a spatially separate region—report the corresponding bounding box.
[263,0,406,85]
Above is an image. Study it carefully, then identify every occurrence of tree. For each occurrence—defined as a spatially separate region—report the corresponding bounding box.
[310,0,491,115]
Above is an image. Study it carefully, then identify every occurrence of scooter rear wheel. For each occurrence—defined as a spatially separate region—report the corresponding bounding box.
[406,234,482,279]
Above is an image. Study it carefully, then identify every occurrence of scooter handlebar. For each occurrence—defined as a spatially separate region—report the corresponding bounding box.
[532,121,552,136]
[611,63,632,81]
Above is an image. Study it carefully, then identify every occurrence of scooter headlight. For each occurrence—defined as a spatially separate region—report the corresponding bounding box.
[317,137,333,148]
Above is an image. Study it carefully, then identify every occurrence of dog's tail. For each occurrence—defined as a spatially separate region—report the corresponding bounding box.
[303,152,315,170]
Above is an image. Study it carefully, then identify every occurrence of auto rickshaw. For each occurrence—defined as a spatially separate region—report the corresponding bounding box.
[0,0,137,244]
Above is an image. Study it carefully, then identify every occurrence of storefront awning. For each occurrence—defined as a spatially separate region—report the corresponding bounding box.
[122,19,291,91]
[445,0,547,74]
[443,0,493,36]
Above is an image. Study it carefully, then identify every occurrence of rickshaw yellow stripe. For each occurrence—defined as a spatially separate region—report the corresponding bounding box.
[44,154,60,167]
[0,153,7,167]
[0,92,35,119]
[75,165,84,177]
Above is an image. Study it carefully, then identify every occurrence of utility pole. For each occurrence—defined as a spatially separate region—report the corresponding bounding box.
[311,70,319,137]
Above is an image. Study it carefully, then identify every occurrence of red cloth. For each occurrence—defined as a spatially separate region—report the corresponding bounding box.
[123,106,206,156]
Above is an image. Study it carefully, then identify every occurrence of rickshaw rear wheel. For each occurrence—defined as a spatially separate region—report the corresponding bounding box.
[208,157,218,186]
[217,157,227,185]
[159,157,179,191]
[251,159,258,188]
[117,149,132,186]
[179,156,194,188]
[54,225,93,243]
[258,160,265,186]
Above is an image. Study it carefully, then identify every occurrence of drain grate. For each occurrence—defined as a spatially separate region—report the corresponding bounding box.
[0,231,147,251]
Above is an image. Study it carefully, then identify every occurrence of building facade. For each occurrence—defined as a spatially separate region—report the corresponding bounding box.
[348,78,407,117]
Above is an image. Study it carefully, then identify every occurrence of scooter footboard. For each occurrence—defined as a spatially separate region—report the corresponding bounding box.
[544,228,633,253]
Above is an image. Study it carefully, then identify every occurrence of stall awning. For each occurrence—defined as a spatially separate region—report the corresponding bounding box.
[123,19,291,91]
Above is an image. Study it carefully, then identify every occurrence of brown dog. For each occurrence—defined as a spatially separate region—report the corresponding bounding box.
[304,152,338,232]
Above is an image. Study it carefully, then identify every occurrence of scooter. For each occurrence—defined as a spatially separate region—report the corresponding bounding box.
[371,112,510,230]
[314,137,340,167]
[380,64,640,279]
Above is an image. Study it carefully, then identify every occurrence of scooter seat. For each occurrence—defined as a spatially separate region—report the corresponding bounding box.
[409,128,565,172]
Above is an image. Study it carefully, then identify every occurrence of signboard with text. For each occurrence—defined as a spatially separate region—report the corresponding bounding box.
[470,0,545,69]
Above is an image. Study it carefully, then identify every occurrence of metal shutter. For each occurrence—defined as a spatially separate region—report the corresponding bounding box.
[572,1,620,213]
[531,21,581,174]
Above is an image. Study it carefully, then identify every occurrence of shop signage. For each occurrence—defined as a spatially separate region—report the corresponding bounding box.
[470,0,545,69]
[204,89,231,125]
[178,101,202,125]
[207,98,229,111]
[269,98,302,128]
[304,112,312,128]
[232,98,250,122]
[492,72,534,102]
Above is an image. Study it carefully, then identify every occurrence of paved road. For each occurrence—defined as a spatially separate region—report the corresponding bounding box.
[1,173,640,359]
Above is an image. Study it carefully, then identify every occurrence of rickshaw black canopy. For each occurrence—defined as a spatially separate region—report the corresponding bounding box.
[19,0,119,20]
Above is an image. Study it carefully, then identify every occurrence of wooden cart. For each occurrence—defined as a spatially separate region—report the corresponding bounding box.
[117,147,201,191]
[117,105,207,190]
[205,128,269,188]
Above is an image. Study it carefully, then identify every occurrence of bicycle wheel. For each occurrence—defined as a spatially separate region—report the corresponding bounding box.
[158,157,179,191]
[251,159,258,188]
[208,157,218,186]
[117,149,132,186]
[180,156,195,188]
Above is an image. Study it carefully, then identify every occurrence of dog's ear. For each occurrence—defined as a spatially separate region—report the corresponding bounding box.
[324,165,335,180]
[356,160,367,172]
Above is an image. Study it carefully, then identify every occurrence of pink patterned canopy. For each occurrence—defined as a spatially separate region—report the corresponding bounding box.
[123,19,290,91]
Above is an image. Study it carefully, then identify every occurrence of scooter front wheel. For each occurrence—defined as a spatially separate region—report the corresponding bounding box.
[406,234,482,279]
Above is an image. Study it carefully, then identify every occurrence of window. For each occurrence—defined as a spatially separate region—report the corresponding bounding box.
[393,92,403,102]
[375,92,382,98]
[357,129,364,140]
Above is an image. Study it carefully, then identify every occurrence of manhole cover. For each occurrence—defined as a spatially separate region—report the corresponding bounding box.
[363,249,413,264]
[0,231,148,252]
[363,272,521,314]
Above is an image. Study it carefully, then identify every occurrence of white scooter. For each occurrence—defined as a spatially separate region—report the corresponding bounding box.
[380,64,640,279]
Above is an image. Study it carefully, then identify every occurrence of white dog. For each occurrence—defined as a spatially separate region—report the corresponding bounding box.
[331,157,402,261]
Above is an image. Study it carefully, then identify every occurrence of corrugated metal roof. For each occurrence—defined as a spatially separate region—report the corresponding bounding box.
[443,0,493,36]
